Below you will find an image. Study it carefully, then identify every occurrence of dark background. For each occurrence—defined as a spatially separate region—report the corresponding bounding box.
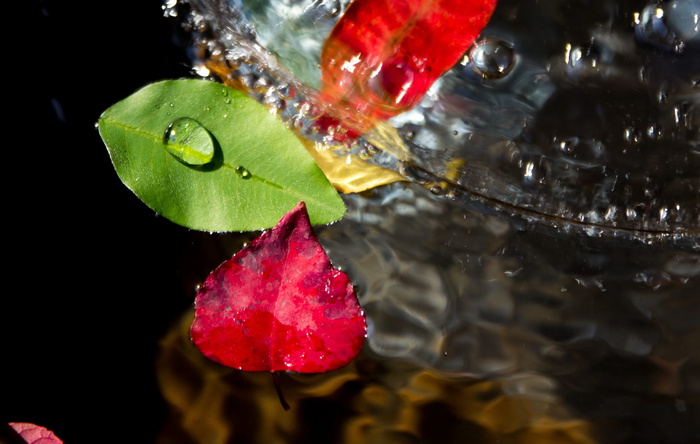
[5,2,202,442]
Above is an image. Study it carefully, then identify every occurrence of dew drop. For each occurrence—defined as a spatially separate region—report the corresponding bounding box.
[163,117,215,166]
[235,166,252,179]
[468,39,516,79]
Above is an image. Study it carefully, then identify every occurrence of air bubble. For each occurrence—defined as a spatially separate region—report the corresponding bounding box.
[299,102,322,120]
[553,137,607,167]
[623,126,642,145]
[429,184,446,195]
[635,0,700,52]
[565,40,608,80]
[521,158,552,186]
[467,39,516,79]
[323,0,341,16]
[626,203,647,221]
[163,117,215,166]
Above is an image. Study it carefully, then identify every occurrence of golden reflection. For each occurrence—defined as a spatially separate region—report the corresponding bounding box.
[156,312,598,444]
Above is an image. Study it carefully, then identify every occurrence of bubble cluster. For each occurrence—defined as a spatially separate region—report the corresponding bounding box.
[173,0,699,234]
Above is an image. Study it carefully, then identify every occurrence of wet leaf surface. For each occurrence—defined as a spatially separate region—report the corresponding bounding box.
[98,79,345,232]
[191,201,366,373]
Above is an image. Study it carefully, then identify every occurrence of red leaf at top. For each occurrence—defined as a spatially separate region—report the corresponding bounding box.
[319,0,498,135]
[190,202,366,373]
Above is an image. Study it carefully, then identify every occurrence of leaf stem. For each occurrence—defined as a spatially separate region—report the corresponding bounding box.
[271,371,291,411]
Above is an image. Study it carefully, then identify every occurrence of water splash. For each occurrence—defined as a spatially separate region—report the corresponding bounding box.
[174,0,699,234]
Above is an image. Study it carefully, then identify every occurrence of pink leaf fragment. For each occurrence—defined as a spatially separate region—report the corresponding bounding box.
[8,423,64,444]
[190,201,366,373]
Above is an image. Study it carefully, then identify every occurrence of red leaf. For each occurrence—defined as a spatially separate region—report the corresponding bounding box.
[319,0,498,134]
[190,202,366,373]
[8,423,63,444]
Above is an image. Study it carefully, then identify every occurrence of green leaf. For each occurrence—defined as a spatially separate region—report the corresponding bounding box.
[97,79,345,232]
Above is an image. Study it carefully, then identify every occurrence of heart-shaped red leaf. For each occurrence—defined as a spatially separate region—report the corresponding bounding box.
[190,202,366,373]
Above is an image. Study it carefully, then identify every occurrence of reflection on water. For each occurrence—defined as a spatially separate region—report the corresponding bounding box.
[157,183,699,444]
[158,0,700,442]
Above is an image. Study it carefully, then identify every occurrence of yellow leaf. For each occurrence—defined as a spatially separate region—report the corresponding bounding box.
[298,137,407,194]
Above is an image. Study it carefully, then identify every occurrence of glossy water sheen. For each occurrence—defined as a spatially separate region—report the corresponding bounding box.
[174,0,699,234]
[161,0,700,442]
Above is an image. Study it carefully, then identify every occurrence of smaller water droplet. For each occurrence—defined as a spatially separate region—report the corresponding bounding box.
[565,39,607,80]
[647,124,660,139]
[468,39,516,79]
[626,203,647,221]
[163,117,215,166]
[623,126,642,145]
[264,91,285,111]
[522,157,553,186]
[429,184,445,195]
[276,84,294,100]
[235,166,252,179]
[557,138,576,154]
[299,102,322,120]
[324,0,341,16]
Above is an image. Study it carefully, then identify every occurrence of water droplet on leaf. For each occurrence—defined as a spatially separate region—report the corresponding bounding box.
[235,166,252,179]
[163,117,215,166]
